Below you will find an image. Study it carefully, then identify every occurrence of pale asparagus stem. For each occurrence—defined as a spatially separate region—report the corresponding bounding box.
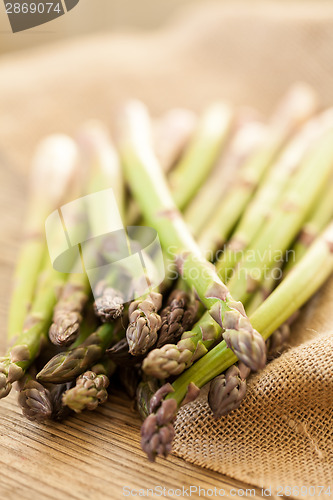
[120,101,266,373]
[184,113,267,238]
[126,292,163,356]
[47,122,123,347]
[8,135,78,341]
[156,289,199,348]
[246,174,333,316]
[217,107,333,282]
[141,223,333,461]
[126,109,198,225]
[75,121,125,327]
[37,321,123,384]
[284,178,333,274]
[153,109,197,172]
[208,362,250,418]
[198,84,318,257]
[167,102,233,210]
[226,128,333,306]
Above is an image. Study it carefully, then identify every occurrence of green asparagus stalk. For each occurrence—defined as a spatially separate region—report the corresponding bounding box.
[167,102,233,210]
[69,122,125,332]
[119,101,266,372]
[207,313,296,418]
[37,321,124,384]
[141,222,333,460]
[62,358,115,413]
[126,108,197,225]
[284,178,333,273]
[246,175,333,315]
[197,84,318,257]
[184,113,266,237]
[0,260,67,398]
[8,135,78,341]
[226,127,333,306]
[217,107,333,282]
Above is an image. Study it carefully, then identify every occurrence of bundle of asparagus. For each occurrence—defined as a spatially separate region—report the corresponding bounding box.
[3,85,333,467]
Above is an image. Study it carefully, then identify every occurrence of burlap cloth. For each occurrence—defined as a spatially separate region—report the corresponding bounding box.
[1,1,333,495]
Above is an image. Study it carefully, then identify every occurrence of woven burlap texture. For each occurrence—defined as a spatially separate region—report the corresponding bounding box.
[1,1,333,494]
[174,279,333,491]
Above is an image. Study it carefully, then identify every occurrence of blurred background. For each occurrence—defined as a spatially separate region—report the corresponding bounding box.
[1,0,333,172]
[0,0,202,54]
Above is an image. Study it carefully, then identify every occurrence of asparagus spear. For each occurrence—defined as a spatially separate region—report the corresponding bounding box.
[106,338,144,367]
[37,321,124,383]
[184,113,266,238]
[207,315,296,418]
[226,127,333,306]
[208,362,250,418]
[197,84,318,257]
[217,107,333,282]
[213,184,326,416]
[17,375,53,422]
[119,101,266,372]
[0,260,67,398]
[48,121,125,345]
[127,292,163,355]
[18,374,74,422]
[126,108,197,225]
[246,176,333,315]
[122,103,229,356]
[62,358,115,413]
[284,178,333,273]
[167,102,233,210]
[156,289,199,348]
[141,222,333,460]
[49,275,89,346]
[8,135,78,341]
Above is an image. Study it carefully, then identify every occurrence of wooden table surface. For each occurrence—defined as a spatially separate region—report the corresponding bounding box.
[0,152,271,500]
